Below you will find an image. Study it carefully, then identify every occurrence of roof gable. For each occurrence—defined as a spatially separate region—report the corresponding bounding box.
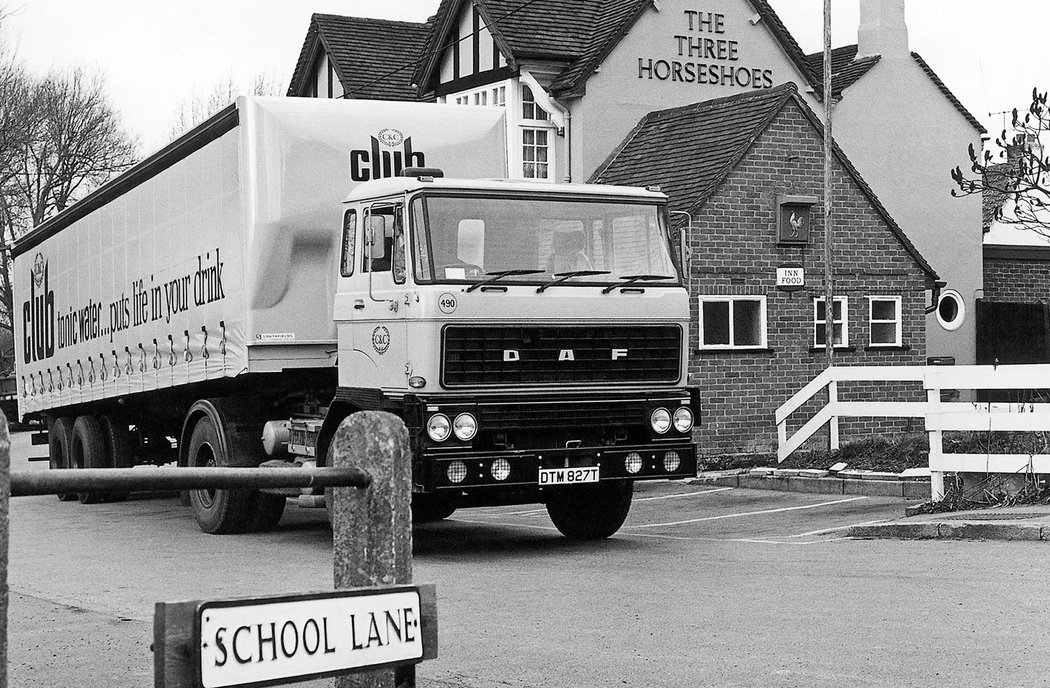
[591,82,938,281]
[415,0,822,98]
[288,14,431,102]
[806,44,986,134]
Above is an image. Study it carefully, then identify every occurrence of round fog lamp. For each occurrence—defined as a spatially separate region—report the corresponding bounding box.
[663,450,681,472]
[447,461,468,484]
[673,407,694,433]
[491,458,511,481]
[427,414,451,442]
[650,407,671,434]
[625,452,643,474]
[453,413,478,441]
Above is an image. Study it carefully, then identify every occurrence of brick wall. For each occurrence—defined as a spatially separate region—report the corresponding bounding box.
[983,256,1050,304]
[686,103,929,455]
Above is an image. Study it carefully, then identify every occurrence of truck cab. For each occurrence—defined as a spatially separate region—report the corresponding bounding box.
[325,170,698,538]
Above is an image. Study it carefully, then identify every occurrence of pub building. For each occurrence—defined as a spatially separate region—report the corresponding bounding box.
[287,0,984,454]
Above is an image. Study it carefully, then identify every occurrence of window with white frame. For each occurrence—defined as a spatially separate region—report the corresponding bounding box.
[521,85,549,121]
[698,296,767,349]
[814,296,848,348]
[474,91,488,105]
[522,128,550,179]
[454,95,469,105]
[868,296,902,346]
[492,85,506,106]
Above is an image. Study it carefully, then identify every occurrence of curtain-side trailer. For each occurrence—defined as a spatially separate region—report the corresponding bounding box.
[14,96,698,538]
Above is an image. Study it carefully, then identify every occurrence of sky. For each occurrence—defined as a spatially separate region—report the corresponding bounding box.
[2,0,1043,152]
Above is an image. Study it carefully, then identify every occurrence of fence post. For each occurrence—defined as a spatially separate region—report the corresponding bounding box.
[926,384,945,501]
[0,413,7,688]
[828,376,840,451]
[331,411,414,688]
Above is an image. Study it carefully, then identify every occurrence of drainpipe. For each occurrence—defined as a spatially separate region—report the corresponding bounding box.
[925,280,946,315]
[519,69,572,182]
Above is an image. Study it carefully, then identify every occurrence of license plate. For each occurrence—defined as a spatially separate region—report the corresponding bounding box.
[538,467,600,485]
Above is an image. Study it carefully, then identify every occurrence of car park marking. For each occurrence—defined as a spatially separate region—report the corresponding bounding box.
[446,517,851,546]
[634,487,735,502]
[623,496,868,529]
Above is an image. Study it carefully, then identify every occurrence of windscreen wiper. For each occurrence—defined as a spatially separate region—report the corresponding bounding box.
[536,270,611,293]
[600,274,675,294]
[465,269,546,293]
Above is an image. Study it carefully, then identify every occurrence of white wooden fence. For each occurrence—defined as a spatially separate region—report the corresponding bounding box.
[775,364,1050,500]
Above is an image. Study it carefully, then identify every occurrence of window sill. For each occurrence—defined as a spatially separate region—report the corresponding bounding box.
[697,347,775,355]
[865,344,911,352]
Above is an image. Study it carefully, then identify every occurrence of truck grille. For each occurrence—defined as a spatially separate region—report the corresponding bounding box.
[441,325,682,387]
[478,400,645,429]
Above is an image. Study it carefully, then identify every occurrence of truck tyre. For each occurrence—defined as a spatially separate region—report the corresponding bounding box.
[48,417,77,502]
[100,415,133,502]
[71,415,107,504]
[187,416,254,534]
[545,480,634,540]
[245,492,286,533]
[412,494,456,523]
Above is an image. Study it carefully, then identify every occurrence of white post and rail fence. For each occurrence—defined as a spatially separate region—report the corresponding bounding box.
[776,364,1050,500]
[0,411,435,688]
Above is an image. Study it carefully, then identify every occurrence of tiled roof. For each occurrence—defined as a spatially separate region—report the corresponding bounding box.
[592,84,795,214]
[590,82,938,282]
[805,45,881,98]
[805,44,986,134]
[416,0,821,98]
[287,14,431,102]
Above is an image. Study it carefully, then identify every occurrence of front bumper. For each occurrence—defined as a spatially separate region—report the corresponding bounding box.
[424,441,696,492]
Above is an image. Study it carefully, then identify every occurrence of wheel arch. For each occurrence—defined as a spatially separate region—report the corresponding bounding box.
[179,398,265,468]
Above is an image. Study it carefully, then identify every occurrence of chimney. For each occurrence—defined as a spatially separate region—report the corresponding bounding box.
[857,0,909,59]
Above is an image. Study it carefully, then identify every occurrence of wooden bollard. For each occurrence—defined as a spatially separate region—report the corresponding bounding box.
[331,411,415,688]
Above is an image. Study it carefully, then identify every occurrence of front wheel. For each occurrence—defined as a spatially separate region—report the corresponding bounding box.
[545,481,634,540]
[187,416,254,534]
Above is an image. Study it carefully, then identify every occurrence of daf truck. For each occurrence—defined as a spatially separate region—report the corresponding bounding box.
[14,96,697,539]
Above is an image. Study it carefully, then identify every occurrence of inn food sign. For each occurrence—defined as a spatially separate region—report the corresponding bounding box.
[638,10,774,89]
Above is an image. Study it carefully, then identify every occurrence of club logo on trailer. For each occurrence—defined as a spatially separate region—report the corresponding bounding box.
[350,128,426,182]
[372,326,391,355]
[22,252,55,364]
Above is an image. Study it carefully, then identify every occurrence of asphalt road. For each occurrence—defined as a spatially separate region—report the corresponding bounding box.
[6,429,1049,687]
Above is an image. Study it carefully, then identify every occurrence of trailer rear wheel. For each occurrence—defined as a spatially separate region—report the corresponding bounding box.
[71,416,107,504]
[545,480,634,540]
[100,415,133,502]
[245,492,286,532]
[187,415,253,534]
[48,417,76,502]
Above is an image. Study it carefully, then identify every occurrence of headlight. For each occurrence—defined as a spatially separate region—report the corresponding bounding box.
[650,407,671,434]
[625,452,643,474]
[663,450,681,472]
[453,413,477,441]
[491,459,511,481]
[673,407,694,433]
[447,461,467,484]
[427,414,451,442]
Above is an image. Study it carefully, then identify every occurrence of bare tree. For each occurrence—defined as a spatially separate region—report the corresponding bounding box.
[167,71,283,140]
[0,65,137,371]
[952,88,1050,237]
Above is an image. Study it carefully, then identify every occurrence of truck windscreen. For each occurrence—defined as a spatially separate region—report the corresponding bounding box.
[410,194,679,286]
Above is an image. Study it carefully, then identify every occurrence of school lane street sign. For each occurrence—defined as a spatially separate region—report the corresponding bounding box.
[153,584,437,688]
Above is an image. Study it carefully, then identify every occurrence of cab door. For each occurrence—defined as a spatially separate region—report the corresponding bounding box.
[350,201,410,391]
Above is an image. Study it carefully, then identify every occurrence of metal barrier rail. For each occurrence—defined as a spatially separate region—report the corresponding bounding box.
[9,466,371,496]
[0,410,431,688]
